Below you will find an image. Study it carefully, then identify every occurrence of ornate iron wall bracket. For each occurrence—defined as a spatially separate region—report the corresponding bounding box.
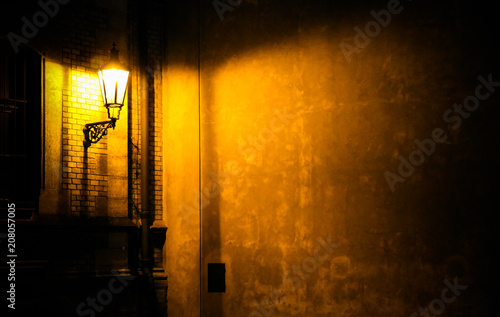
[83,119,116,148]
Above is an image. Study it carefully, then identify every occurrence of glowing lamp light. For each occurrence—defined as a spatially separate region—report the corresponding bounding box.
[98,43,129,120]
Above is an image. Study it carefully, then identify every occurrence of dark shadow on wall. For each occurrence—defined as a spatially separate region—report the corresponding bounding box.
[200,46,224,317]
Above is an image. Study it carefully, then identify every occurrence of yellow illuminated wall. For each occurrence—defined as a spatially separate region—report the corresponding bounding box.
[40,59,128,219]
[163,1,495,316]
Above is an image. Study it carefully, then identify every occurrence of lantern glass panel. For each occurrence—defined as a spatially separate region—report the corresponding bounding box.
[98,68,129,105]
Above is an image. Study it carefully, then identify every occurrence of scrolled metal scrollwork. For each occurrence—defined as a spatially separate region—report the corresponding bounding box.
[83,119,116,148]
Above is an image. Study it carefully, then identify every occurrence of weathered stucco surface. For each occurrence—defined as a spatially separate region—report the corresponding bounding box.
[165,1,499,316]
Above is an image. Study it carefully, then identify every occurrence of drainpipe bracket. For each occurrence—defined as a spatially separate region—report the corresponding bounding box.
[141,209,150,218]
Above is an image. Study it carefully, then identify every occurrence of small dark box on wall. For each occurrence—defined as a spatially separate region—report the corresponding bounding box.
[208,263,226,293]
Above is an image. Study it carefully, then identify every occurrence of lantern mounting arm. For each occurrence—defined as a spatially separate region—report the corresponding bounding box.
[83,119,116,148]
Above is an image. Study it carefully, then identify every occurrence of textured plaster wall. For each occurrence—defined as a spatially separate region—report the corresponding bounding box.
[164,1,202,316]
[165,0,499,316]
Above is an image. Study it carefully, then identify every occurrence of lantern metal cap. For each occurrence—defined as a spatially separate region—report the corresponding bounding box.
[100,42,128,72]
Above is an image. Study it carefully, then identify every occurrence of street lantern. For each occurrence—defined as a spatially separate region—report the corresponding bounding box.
[83,43,129,147]
[98,43,129,120]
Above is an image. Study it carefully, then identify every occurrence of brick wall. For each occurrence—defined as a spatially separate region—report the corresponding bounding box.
[127,0,164,222]
[149,8,164,224]
[59,1,109,216]
[56,0,164,222]
[127,0,141,221]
